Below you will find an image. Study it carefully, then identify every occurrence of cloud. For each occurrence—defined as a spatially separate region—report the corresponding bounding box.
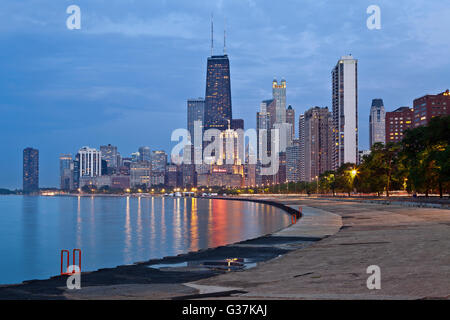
[86,12,203,38]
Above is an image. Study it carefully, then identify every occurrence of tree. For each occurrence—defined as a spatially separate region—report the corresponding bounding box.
[319,171,337,196]
[402,116,450,197]
[335,163,356,196]
[380,143,402,197]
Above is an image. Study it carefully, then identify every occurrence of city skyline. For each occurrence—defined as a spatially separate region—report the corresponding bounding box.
[1,1,449,188]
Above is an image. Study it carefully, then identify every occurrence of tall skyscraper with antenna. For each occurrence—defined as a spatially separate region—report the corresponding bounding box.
[203,16,232,131]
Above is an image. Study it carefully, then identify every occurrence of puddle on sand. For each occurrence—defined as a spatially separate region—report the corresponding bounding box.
[148,262,188,269]
[148,258,258,270]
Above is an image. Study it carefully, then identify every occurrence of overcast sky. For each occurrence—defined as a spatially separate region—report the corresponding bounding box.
[0,0,449,188]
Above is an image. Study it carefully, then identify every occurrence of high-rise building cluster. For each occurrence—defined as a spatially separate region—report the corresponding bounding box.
[253,55,359,184]
[57,145,172,191]
[37,24,448,193]
[52,49,448,192]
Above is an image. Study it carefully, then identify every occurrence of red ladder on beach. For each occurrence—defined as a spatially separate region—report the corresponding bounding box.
[61,249,81,275]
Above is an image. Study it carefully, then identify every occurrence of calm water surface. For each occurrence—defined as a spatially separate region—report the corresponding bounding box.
[0,195,290,284]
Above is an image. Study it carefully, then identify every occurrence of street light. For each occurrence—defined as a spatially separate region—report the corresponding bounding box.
[315,176,319,195]
[348,167,358,196]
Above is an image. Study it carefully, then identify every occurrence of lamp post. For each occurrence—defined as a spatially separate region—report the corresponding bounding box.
[349,167,358,196]
[315,176,319,195]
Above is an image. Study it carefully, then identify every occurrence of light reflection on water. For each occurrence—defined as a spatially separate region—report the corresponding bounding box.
[0,195,290,285]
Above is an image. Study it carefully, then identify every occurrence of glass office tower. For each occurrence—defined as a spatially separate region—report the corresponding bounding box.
[204,55,232,131]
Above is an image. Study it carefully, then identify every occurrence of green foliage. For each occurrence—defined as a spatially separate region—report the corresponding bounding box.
[401,116,450,197]
[355,142,402,196]
[335,163,357,195]
[319,171,336,195]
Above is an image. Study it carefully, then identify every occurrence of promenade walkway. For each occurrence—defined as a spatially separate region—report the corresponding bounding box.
[189,197,450,299]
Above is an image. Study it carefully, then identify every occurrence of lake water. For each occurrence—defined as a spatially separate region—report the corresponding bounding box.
[0,195,291,284]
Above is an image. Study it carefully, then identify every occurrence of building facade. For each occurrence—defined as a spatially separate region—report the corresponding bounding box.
[138,146,151,162]
[298,114,306,181]
[332,55,358,169]
[204,55,232,131]
[23,147,39,193]
[59,154,73,191]
[358,150,371,165]
[100,144,118,170]
[272,79,286,123]
[130,161,151,187]
[187,98,205,146]
[257,110,271,161]
[286,105,295,141]
[369,99,386,147]
[151,150,167,173]
[165,164,178,187]
[231,119,244,130]
[78,147,102,178]
[413,89,450,128]
[304,107,332,182]
[286,139,301,182]
[262,99,277,129]
[385,107,414,143]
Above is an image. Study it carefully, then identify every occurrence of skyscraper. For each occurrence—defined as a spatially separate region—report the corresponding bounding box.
[151,150,167,173]
[298,114,306,182]
[73,154,80,189]
[275,152,287,184]
[77,147,102,177]
[231,119,244,130]
[204,55,232,131]
[60,154,74,191]
[332,55,358,169]
[138,146,151,162]
[23,147,39,193]
[272,79,286,123]
[286,139,301,182]
[271,79,291,153]
[304,107,332,182]
[130,152,140,163]
[262,99,277,129]
[100,144,118,171]
[286,105,295,141]
[257,110,271,160]
[369,99,386,147]
[187,98,205,143]
[273,122,292,152]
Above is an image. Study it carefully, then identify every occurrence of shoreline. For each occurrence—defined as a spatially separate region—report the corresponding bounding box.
[4,192,449,208]
[0,197,300,297]
[190,197,450,299]
[1,196,449,299]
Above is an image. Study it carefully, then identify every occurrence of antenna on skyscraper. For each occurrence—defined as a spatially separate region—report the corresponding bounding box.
[211,13,214,56]
[223,18,226,55]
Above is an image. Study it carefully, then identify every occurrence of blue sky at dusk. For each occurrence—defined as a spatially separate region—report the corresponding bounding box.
[0,0,449,189]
